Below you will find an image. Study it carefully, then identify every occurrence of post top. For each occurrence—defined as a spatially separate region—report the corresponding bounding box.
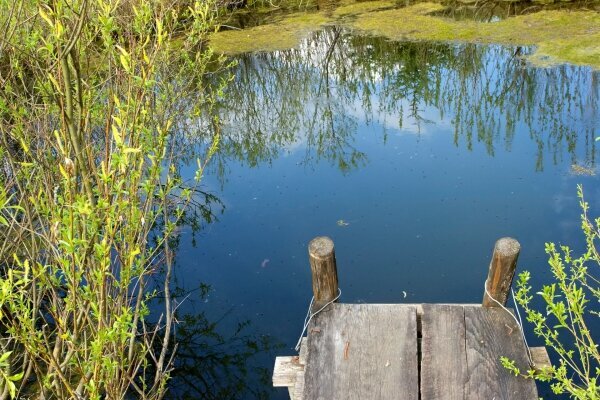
[309,236,335,259]
[495,237,520,257]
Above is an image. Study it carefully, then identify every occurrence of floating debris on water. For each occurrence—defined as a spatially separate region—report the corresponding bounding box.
[337,219,350,227]
[570,163,596,176]
[261,258,270,268]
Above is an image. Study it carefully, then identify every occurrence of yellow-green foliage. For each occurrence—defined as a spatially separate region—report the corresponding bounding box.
[507,186,600,398]
[0,0,224,398]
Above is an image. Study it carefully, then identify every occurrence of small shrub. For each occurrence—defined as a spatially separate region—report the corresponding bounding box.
[507,185,599,399]
[0,0,228,398]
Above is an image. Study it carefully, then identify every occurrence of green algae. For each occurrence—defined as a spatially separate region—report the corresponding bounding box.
[332,1,396,17]
[210,12,330,54]
[211,0,600,68]
[209,0,405,55]
[350,3,600,68]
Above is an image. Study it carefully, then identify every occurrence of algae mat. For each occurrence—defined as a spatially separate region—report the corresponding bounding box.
[351,3,600,68]
[210,1,600,69]
[210,13,330,54]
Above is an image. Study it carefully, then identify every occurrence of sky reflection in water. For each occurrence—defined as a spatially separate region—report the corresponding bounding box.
[171,27,599,399]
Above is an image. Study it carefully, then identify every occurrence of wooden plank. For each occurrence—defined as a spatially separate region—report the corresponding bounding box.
[303,304,418,400]
[299,337,308,365]
[273,356,303,387]
[464,307,538,399]
[530,346,552,373]
[293,370,305,400]
[413,303,480,334]
[420,304,467,400]
[412,303,481,319]
[293,337,307,400]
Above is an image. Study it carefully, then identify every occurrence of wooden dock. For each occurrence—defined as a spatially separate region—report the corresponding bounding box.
[273,237,550,400]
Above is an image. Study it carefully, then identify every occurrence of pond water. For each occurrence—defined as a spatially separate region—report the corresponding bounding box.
[168,23,600,399]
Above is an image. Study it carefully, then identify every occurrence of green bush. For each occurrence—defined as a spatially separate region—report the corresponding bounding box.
[505,185,599,399]
[0,0,228,398]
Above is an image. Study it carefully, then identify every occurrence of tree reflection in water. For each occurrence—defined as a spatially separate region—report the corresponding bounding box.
[144,181,282,400]
[161,289,281,400]
[213,26,598,175]
[159,23,599,400]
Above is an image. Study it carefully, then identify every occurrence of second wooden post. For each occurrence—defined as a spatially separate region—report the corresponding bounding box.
[308,236,339,310]
[483,237,521,307]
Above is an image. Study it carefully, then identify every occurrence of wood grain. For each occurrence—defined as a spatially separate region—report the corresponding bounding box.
[302,304,418,400]
[308,237,339,309]
[279,303,539,400]
[530,346,552,373]
[483,238,520,307]
[464,306,537,399]
[273,356,303,387]
[420,304,467,400]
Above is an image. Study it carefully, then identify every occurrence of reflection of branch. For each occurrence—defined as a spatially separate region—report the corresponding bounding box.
[322,28,342,139]
[322,27,342,78]
[214,27,599,176]
[149,301,282,399]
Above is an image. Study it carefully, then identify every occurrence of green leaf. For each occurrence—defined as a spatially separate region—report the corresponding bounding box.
[8,372,23,382]
[0,351,12,363]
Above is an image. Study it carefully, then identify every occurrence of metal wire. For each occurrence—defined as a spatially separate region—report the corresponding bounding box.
[295,288,342,352]
[484,278,534,367]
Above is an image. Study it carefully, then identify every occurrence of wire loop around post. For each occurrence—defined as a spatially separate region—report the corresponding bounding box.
[294,288,341,352]
[484,278,533,367]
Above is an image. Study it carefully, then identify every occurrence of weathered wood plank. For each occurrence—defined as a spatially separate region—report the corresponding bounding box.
[273,356,303,387]
[465,307,538,399]
[420,304,467,400]
[293,370,305,400]
[303,304,418,400]
[414,303,480,317]
[530,346,552,373]
[299,337,308,365]
[291,337,308,400]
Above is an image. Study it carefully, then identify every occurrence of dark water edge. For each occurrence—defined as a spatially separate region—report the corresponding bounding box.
[164,26,599,399]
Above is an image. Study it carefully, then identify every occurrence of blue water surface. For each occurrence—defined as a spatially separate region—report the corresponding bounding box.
[170,28,600,399]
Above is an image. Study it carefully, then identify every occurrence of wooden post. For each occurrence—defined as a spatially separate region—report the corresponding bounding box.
[483,237,521,307]
[308,236,339,310]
